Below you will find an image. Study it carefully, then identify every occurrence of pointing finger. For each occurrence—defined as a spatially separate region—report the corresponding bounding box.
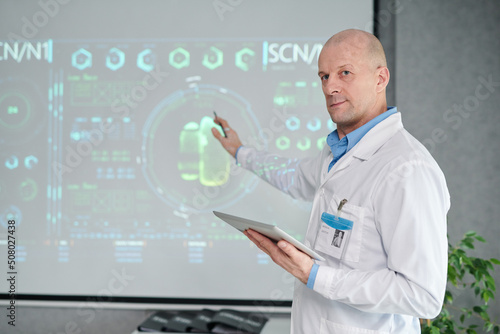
[211,126,223,141]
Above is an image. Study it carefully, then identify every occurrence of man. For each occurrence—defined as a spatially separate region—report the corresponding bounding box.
[212,29,450,333]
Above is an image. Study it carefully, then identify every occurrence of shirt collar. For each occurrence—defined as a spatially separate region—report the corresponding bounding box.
[327,107,398,152]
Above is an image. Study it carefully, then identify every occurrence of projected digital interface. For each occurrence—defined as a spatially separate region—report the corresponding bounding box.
[0,37,336,298]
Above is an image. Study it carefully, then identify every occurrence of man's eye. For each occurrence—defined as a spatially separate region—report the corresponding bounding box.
[341,70,350,76]
[321,74,329,81]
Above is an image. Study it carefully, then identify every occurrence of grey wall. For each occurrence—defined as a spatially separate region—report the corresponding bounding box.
[2,1,499,333]
[391,0,500,325]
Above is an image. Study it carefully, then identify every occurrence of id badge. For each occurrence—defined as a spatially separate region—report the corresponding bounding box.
[315,211,353,260]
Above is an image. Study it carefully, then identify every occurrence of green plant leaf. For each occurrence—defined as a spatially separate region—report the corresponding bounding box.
[486,261,494,271]
[463,241,475,249]
[465,231,477,237]
[474,235,486,242]
[473,306,484,314]
[485,275,496,291]
[444,290,454,304]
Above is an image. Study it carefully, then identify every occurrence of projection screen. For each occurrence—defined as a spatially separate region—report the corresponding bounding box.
[0,0,373,305]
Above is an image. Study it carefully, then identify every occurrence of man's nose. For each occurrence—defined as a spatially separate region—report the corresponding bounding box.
[324,78,340,95]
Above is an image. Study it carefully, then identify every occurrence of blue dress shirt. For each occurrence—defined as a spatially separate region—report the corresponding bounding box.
[326,107,397,172]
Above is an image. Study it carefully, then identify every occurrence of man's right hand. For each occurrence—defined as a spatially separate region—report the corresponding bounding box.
[211,116,243,158]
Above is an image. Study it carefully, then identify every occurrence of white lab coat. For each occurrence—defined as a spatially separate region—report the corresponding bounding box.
[237,112,450,334]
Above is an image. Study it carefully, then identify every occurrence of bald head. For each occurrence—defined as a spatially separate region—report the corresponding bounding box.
[323,29,387,70]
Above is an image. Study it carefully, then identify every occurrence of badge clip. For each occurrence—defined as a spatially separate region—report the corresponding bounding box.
[320,199,352,231]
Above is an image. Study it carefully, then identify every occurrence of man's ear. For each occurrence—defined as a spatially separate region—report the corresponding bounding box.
[375,66,390,93]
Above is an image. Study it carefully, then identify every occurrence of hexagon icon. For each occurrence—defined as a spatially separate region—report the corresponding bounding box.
[235,48,255,71]
[72,48,92,70]
[169,47,190,69]
[297,137,311,151]
[202,46,223,70]
[307,117,322,132]
[286,116,301,131]
[5,155,18,170]
[106,47,125,71]
[275,136,291,150]
[137,49,155,72]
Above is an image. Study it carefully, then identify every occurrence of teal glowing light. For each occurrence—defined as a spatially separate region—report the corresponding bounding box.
[106,48,125,71]
[72,48,92,70]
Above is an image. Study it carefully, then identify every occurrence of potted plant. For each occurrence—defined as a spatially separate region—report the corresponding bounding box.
[421,231,500,334]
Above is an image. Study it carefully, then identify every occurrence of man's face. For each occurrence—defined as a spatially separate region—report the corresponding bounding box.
[317,41,379,135]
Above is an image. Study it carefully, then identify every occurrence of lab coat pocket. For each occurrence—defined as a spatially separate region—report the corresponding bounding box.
[320,318,389,334]
[314,195,365,263]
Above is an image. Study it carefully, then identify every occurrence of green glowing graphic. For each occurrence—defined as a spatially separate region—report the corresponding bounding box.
[71,81,137,106]
[0,92,31,129]
[19,178,37,202]
[178,122,201,181]
[276,136,291,150]
[142,84,261,212]
[317,137,326,150]
[235,48,255,71]
[202,46,223,70]
[169,47,190,69]
[297,137,311,151]
[178,117,229,186]
[199,116,229,186]
[273,81,314,108]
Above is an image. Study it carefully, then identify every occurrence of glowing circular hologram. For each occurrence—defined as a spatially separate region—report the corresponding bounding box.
[275,136,291,150]
[0,77,46,146]
[285,116,300,131]
[0,92,31,129]
[306,117,321,132]
[141,84,263,213]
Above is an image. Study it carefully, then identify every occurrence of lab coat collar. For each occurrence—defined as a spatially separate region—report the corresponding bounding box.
[322,112,404,182]
[350,111,404,161]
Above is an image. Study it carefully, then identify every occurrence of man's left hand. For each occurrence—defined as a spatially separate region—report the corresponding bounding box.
[243,229,315,285]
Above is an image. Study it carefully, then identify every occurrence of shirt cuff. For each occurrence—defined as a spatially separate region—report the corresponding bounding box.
[234,145,243,165]
[306,263,319,289]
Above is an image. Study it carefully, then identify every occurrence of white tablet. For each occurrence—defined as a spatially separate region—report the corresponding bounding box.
[213,211,325,261]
